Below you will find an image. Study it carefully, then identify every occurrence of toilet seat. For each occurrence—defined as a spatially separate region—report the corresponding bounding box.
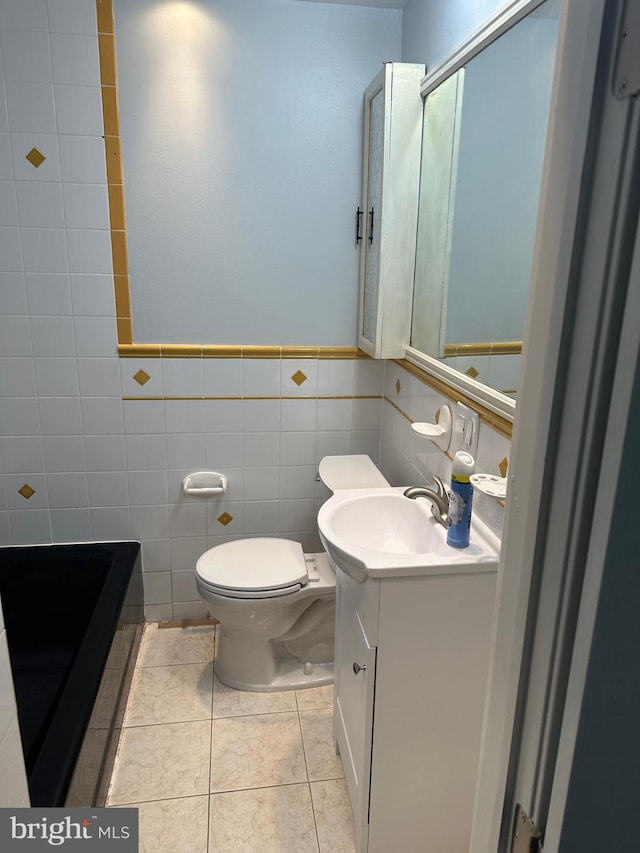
[196,538,309,599]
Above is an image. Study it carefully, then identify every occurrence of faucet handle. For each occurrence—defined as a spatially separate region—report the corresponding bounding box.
[431,474,448,499]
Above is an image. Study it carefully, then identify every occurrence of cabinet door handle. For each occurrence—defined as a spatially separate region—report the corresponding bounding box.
[353,662,366,675]
[368,207,374,243]
[355,207,363,244]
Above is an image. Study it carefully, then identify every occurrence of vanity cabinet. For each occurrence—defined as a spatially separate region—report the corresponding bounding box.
[333,564,497,852]
[358,62,424,359]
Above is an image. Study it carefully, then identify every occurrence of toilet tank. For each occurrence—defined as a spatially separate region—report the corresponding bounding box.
[318,455,390,492]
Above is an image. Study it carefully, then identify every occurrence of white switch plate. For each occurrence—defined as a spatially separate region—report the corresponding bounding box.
[454,402,479,460]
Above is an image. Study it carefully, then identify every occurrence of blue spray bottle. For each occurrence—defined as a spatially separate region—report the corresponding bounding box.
[447,451,475,548]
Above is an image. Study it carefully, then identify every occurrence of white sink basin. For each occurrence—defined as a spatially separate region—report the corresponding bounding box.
[317,487,500,581]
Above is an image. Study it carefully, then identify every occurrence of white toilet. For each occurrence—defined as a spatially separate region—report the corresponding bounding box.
[195,455,389,691]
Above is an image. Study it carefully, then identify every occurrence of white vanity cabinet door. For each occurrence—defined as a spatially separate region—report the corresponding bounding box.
[358,62,424,359]
[334,572,376,851]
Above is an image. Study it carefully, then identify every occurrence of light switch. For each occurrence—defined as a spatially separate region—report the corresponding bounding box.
[454,402,479,459]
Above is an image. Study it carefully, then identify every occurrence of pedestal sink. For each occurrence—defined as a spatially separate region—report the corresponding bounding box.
[317,487,500,581]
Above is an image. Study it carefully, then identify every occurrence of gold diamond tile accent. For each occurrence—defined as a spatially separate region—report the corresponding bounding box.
[498,457,509,479]
[291,370,307,387]
[395,379,401,395]
[25,147,46,168]
[217,512,233,527]
[133,369,151,387]
[18,484,36,500]
[465,366,479,379]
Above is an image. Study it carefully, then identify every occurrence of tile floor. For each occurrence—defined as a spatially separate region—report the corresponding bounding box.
[107,623,355,853]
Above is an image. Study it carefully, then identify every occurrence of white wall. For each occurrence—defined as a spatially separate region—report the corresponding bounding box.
[115,0,402,345]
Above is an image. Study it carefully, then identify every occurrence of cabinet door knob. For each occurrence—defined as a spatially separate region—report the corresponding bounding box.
[352,662,366,675]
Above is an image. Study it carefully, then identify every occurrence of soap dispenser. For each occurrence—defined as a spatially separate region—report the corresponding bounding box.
[447,451,475,548]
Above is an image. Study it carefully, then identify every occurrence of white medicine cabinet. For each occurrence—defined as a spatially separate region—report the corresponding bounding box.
[357,62,424,359]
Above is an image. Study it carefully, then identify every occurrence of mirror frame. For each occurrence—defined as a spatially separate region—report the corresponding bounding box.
[406,0,555,424]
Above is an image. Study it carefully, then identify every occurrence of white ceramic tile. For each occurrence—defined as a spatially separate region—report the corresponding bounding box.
[0,397,39,435]
[51,33,100,86]
[351,430,381,462]
[80,397,124,434]
[281,398,317,431]
[42,434,85,472]
[74,315,116,356]
[0,436,44,474]
[8,508,51,544]
[170,570,200,602]
[0,714,30,808]
[0,93,7,134]
[310,779,356,853]
[210,712,306,792]
[279,499,315,533]
[0,316,31,356]
[62,181,109,229]
[355,359,384,396]
[123,400,165,434]
[31,317,75,355]
[144,603,173,622]
[142,571,172,607]
[47,0,98,34]
[120,358,162,397]
[242,399,280,432]
[243,467,280,501]
[315,431,352,463]
[172,601,209,620]
[137,624,215,668]
[318,360,355,396]
[0,513,11,544]
[130,505,170,540]
[165,433,205,470]
[281,358,318,397]
[169,535,206,571]
[279,466,316,499]
[317,398,353,431]
[0,227,24,271]
[5,473,48,509]
[0,181,18,226]
[39,395,82,433]
[204,399,242,433]
[54,84,103,135]
[89,506,131,540]
[164,399,203,433]
[128,470,168,506]
[242,500,279,535]
[300,709,344,781]
[10,133,61,184]
[353,398,382,430]
[243,432,279,467]
[141,538,171,574]
[69,275,115,320]
[0,0,48,32]
[0,359,37,397]
[169,501,207,538]
[46,471,88,508]
[208,785,319,853]
[50,506,91,541]
[296,684,333,711]
[125,434,166,469]
[242,358,280,396]
[0,134,11,179]
[0,30,52,84]
[204,432,242,468]
[67,228,112,274]
[162,359,203,397]
[5,82,56,132]
[279,431,316,466]
[0,273,28,314]
[87,471,128,507]
[21,227,67,272]
[202,359,241,397]
[77,357,120,397]
[84,434,125,471]
[25,272,71,314]
[127,796,209,853]
[59,134,106,183]
[212,678,297,719]
[108,719,211,805]
[35,357,79,396]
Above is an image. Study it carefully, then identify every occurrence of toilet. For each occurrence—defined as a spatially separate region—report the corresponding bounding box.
[195,455,389,691]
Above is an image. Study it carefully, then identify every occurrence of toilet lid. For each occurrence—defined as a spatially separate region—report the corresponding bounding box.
[196,538,308,593]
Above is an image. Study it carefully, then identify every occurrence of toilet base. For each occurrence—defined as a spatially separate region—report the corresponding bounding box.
[215,659,334,693]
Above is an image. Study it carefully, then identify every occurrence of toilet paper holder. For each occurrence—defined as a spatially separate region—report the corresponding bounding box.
[182,471,228,497]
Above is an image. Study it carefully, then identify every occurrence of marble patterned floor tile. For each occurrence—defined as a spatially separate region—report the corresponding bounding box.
[114,795,209,853]
[300,709,344,782]
[209,784,319,853]
[136,624,215,667]
[210,712,306,792]
[296,684,334,711]
[310,779,356,853]
[124,662,213,727]
[108,720,210,805]
[212,676,297,718]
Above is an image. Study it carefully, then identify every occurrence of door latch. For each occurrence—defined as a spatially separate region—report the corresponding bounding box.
[511,804,543,853]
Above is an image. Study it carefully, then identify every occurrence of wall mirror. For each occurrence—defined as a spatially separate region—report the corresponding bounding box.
[408,0,561,409]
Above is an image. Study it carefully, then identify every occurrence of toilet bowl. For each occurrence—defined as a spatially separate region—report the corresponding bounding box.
[195,454,389,692]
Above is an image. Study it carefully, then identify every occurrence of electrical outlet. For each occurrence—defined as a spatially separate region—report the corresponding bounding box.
[454,402,479,460]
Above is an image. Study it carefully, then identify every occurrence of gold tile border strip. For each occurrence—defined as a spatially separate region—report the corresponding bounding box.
[122,394,384,402]
[392,359,513,439]
[443,341,522,357]
[117,344,368,359]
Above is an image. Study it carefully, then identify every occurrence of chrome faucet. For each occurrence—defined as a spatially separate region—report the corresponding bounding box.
[403,475,450,528]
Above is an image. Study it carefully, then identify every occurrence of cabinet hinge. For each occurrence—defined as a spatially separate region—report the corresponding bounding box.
[614,0,640,100]
[511,804,543,853]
